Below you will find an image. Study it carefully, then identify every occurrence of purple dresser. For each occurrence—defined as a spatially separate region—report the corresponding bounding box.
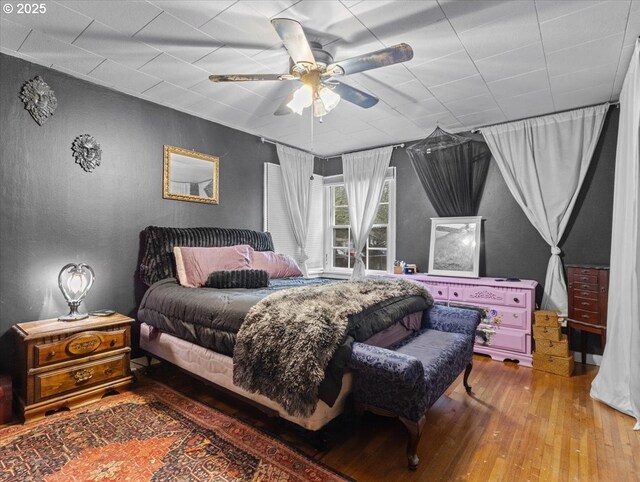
[394,274,538,367]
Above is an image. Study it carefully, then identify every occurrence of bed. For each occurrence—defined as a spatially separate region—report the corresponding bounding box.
[137,226,430,431]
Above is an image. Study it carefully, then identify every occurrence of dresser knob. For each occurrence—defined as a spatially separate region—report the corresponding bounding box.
[581,314,589,319]
[438,290,442,295]
[513,297,520,303]
[581,269,588,273]
[110,339,116,347]
[581,292,589,297]
[513,313,518,318]
[453,291,458,297]
[47,351,56,359]
[581,302,589,306]
[104,368,113,376]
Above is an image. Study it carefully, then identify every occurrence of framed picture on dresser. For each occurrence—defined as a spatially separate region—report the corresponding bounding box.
[428,216,482,278]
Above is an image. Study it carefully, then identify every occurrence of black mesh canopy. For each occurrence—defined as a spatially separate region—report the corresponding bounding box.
[406,127,492,217]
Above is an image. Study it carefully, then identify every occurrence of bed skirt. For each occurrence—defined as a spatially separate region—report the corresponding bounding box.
[139,322,352,431]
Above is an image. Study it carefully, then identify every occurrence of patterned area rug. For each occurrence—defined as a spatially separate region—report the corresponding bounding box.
[0,382,351,481]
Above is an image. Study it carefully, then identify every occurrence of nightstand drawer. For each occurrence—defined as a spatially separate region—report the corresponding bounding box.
[35,354,128,401]
[35,329,127,367]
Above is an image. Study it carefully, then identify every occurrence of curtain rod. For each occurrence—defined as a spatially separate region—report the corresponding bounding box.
[470,101,619,133]
[260,137,404,160]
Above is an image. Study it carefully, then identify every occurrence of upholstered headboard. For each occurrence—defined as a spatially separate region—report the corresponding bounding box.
[139,226,274,286]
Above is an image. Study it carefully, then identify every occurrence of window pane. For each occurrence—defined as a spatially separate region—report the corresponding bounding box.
[380,183,389,203]
[334,186,348,206]
[374,204,388,224]
[334,249,349,268]
[368,227,387,248]
[335,206,350,225]
[333,228,349,247]
[368,250,387,271]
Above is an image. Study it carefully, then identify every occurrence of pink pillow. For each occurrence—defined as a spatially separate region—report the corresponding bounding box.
[252,251,303,279]
[174,245,254,288]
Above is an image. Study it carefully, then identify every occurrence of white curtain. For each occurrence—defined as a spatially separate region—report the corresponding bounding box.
[481,104,608,315]
[342,146,393,279]
[591,38,640,430]
[276,144,314,276]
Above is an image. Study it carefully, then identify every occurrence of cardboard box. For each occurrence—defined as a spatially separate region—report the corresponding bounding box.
[533,324,562,341]
[534,310,559,327]
[535,335,570,357]
[533,353,574,377]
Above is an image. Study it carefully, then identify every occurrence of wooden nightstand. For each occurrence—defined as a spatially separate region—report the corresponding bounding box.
[12,313,134,423]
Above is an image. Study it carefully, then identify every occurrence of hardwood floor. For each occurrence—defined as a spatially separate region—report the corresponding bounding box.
[143,355,639,482]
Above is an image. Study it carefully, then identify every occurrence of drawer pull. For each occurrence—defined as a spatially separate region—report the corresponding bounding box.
[104,368,113,376]
[73,368,94,384]
[581,314,589,319]
[581,302,589,306]
[47,351,56,359]
[513,313,519,318]
[110,339,116,347]
[581,269,588,273]
[548,341,553,347]
[580,277,589,281]
[453,291,459,297]
[581,292,590,297]
[437,290,442,295]
[513,297,520,303]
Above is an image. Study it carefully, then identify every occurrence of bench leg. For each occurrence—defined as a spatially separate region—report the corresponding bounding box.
[463,362,473,393]
[399,415,426,470]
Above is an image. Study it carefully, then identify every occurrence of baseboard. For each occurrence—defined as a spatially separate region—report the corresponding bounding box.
[574,352,602,366]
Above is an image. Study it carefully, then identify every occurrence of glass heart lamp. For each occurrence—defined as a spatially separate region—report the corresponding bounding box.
[58,263,95,321]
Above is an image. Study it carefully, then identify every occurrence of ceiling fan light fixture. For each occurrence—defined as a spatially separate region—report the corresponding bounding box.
[287,84,314,115]
[319,86,341,111]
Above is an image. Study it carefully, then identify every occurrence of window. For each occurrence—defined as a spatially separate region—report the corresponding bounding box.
[324,171,396,274]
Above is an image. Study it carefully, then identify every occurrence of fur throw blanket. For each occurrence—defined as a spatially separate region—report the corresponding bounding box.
[233,277,432,417]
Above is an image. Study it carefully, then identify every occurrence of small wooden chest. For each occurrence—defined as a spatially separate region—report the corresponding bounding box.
[535,335,570,357]
[534,310,559,327]
[533,324,562,341]
[533,353,574,377]
[0,374,12,424]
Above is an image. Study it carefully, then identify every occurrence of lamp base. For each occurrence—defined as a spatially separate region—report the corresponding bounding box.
[58,313,89,321]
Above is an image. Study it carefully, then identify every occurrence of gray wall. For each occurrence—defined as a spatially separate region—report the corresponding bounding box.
[0,53,279,370]
[323,108,618,305]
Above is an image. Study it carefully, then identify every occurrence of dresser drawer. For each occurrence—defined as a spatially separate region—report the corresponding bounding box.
[488,328,528,354]
[568,272,598,284]
[35,329,127,367]
[423,284,448,301]
[571,288,599,300]
[496,307,528,330]
[572,282,599,292]
[462,286,506,305]
[571,309,603,325]
[35,354,128,401]
[573,297,599,312]
[568,267,600,277]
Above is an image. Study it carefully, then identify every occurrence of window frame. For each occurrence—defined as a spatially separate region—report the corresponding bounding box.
[323,168,396,277]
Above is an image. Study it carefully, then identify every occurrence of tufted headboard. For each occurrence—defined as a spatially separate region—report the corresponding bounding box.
[139,226,274,286]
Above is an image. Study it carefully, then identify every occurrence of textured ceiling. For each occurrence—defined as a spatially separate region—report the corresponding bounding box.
[1,0,638,156]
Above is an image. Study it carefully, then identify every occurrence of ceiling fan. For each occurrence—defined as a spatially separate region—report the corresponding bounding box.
[209,18,414,118]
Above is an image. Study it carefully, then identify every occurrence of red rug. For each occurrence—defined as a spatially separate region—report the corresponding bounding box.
[0,382,351,481]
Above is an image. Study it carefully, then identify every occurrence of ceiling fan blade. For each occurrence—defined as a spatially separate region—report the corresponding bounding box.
[209,74,296,82]
[325,43,413,76]
[271,18,317,69]
[330,81,379,109]
[274,91,295,116]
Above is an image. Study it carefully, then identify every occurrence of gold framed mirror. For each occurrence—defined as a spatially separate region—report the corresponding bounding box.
[163,145,219,204]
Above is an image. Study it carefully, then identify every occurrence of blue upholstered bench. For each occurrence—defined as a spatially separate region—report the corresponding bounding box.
[350,304,481,469]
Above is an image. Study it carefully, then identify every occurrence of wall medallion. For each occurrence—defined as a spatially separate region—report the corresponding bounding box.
[20,76,58,125]
[72,134,102,172]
